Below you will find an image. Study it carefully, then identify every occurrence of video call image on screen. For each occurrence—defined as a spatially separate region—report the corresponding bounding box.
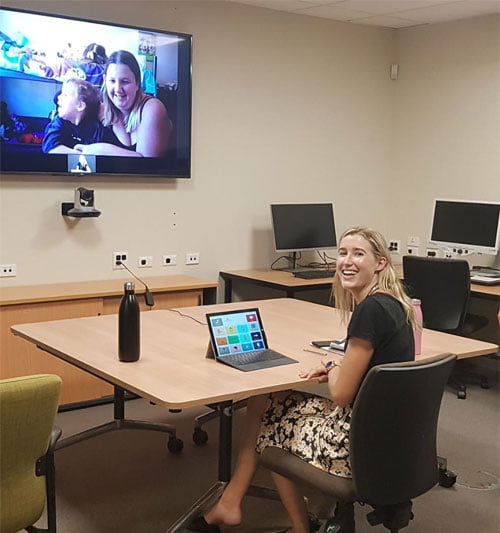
[0,8,192,177]
[209,312,265,357]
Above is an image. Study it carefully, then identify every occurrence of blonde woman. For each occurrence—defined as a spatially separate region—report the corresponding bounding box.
[189,227,417,533]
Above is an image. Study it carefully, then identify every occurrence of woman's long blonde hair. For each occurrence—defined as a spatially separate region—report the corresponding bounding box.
[332,227,418,329]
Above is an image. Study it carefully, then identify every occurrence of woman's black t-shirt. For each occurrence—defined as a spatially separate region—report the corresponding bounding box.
[347,292,415,370]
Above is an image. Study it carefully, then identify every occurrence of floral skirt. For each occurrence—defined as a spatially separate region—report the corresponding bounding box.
[255,391,352,478]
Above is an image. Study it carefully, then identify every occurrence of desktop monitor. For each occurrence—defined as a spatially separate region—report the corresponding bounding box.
[271,203,337,254]
[429,199,500,255]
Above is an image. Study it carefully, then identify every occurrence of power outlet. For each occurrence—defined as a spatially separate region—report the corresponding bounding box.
[112,251,128,269]
[408,236,420,246]
[426,248,439,258]
[163,254,177,266]
[0,263,17,277]
[185,252,199,265]
[138,256,153,268]
[407,246,420,256]
[389,240,401,253]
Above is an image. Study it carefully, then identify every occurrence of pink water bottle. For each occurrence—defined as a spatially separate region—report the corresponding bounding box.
[412,298,423,356]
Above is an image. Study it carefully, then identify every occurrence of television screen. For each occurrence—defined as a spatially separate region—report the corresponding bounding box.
[0,7,192,178]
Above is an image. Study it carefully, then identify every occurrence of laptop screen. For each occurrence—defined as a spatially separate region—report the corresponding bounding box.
[206,308,268,359]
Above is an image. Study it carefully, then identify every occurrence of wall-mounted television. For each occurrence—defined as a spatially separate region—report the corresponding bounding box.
[0,7,192,178]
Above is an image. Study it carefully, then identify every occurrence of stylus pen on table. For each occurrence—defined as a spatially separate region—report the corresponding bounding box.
[303,348,345,356]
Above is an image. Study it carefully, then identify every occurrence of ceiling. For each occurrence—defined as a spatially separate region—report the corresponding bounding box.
[224,0,500,28]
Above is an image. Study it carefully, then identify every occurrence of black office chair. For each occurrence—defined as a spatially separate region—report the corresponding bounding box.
[402,255,489,398]
[260,354,456,533]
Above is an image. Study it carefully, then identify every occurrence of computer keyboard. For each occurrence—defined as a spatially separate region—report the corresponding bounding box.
[226,349,284,366]
[293,270,335,279]
[470,274,500,286]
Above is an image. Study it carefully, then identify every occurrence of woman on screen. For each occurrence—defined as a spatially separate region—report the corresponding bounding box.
[75,50,172,157]
[188,227,417,533]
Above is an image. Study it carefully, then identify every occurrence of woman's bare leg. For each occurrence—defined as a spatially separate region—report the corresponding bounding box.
[204,394,270,526]
[271,472,310,533]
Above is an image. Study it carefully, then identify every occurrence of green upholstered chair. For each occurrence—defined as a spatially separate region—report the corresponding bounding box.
[0,374,62,533]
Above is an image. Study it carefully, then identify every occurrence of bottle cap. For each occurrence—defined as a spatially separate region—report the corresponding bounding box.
[124,281,135,291]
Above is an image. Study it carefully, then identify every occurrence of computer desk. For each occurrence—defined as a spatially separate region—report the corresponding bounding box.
[11,298,498,531]
[220,269,500,303]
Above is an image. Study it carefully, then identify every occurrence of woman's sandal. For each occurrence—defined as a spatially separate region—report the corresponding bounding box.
[186,514,221,533]
[273,513,321,533]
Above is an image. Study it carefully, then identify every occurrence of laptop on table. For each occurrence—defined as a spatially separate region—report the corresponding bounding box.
[206,308,298,371]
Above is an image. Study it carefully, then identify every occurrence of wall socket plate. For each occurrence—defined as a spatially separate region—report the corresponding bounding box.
[138,256,153,268]
[389,240,401,253]
[426,248,439,258]
[408,236,420,246]
[112,251,128,269]
[163,254,177,266]
[407,246,420,256]
[185,252,199,265]
[0,264,17,277]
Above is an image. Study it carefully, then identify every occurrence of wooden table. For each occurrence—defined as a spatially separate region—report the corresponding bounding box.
[11,298,498,531]
[1,275,217,405]
[220,269,500,303]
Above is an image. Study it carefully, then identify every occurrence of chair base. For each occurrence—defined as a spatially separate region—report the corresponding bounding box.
[448,359,490,399]
[366,501,414,532]
[321,502,355,533]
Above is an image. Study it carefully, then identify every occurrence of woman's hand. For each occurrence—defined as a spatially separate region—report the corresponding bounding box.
[74,142,140,157]
[299,365,329,383]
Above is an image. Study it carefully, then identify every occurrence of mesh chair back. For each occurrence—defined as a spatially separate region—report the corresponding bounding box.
[0,374,61,533]
[350,354,455,507]
[403,256,470,331]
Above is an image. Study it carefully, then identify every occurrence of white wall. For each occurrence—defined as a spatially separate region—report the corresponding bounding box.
[390,14,500,262]
[0,1,498,289]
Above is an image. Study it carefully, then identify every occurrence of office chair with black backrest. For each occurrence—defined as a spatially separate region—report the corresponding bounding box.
[0,374,62,533]
[260,354,456,533]
[402,255,489,398]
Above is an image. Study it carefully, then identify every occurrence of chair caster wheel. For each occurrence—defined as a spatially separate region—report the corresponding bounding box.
[320,520,341,533]
[480,377,490,389]
[457,388,466,400]
[193,427,209,445]
[439,468,457,488]
[167,437,183,453]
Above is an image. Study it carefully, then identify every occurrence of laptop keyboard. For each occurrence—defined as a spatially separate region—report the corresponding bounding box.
[225,349,284,366]
[293,270,335,279]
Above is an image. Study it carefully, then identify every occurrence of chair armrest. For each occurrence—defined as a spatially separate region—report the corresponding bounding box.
[48,426,62,454]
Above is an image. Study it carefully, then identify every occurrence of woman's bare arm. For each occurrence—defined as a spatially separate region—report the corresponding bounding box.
[327,337,373,407]
[134,98,172,157]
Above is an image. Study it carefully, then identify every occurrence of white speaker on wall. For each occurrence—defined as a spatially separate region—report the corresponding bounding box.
[390,63,399,80]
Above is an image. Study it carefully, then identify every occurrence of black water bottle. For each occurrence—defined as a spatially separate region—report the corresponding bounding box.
[118,282,140,362]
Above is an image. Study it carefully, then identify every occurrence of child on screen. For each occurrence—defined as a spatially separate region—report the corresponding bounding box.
[42,78,111,154]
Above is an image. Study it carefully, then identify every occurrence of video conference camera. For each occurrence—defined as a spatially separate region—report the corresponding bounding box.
[62,187,101,218]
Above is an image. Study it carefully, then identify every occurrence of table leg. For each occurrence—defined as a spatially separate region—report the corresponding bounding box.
[167,399,233,532]
[203,286,217,305]
[218,400,233,482]
[222,275,233,303]
[55,385,181,452]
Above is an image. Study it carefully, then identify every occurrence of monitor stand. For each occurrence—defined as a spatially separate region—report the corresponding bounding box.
[280,252,313,273]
